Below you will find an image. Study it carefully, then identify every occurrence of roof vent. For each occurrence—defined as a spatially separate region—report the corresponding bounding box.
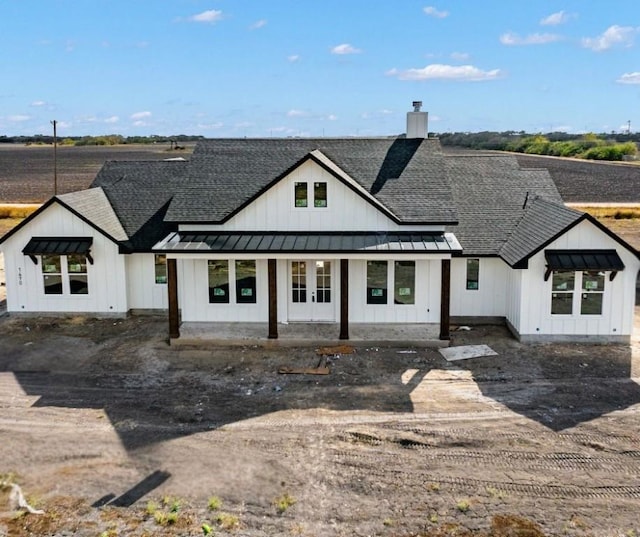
[407,101,428,139]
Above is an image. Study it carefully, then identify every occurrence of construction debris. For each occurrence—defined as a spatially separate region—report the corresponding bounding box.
[2,480,45,514]
[315,345,355,356]
[278,356,330,375]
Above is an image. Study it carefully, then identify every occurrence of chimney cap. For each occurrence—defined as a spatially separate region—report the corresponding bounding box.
[412,101,422,112]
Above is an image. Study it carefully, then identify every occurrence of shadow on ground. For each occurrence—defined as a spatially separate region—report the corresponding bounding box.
[2,317,640,452]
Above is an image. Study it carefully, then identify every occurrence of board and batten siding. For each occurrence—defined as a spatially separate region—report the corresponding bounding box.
[180,160,443,233]
[1,204,127,314]
[504,268,523,333]
[450,257,509,317]
[178,258,269,323]
[517,220,639,340]
[125,254,187,311]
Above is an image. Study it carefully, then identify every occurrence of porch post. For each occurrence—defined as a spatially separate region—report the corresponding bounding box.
[167,258,180,339]
[439,258,451,340]
[339,258,349,340]
[268,259,278,339]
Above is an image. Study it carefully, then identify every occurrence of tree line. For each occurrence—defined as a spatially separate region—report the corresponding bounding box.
[438,131,638,161]
[0,134,205,146]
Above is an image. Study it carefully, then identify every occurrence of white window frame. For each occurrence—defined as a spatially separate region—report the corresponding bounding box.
[41,254,90,296]
[550,270,606,316]
[293,181,328,210]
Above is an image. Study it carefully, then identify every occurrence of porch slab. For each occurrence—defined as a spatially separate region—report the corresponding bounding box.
[172,322,447,348]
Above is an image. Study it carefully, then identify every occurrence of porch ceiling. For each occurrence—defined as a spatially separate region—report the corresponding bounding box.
[154,231,462,254]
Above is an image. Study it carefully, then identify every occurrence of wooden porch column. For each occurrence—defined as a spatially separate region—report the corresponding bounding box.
[167,258,180,339]
[268,259,278,339]
[439,258,451,340]
[339,259,349,340]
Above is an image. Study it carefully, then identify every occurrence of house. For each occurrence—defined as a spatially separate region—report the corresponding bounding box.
[1,103,638,343]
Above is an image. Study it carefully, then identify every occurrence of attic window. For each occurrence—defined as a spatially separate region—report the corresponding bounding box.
[314,182,327,207]
[294,182,308,207]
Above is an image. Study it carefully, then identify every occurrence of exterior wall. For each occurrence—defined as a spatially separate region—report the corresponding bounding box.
[178,258,269,322]
[504,268,523,333]
[125,255,187,311]
[450,257,509,317]
[1,204,128,314]
[172,255,443,325]
[180,160,443,233]
[517,220,639,340]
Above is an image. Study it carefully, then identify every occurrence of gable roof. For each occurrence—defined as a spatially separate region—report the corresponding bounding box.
[164,137,458,225]
[500,197,640,268]
[445,154,563,256]
[91,160,189,251]
[0,187,127,247]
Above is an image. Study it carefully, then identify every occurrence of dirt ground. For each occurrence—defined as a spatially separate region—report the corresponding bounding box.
[1,313,640,537]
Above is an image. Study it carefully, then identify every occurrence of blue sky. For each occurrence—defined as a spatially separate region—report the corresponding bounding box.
[1,1,639,137]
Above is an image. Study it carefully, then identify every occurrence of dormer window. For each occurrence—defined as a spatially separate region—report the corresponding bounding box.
[294,181,327,208]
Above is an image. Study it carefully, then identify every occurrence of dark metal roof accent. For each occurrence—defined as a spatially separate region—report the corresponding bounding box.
[22,237,94,265]
[544,249,625,281]
[156,232,461,254]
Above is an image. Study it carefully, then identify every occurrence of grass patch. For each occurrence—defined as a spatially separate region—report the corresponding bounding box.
[456,499,470,513]
[274,492,296,514]
[574,205,640,220]
[0,204,40,219]
[207,495,222,511]
[215,512,240,530]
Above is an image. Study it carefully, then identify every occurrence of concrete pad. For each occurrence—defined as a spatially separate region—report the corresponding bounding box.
[439,344,498,362]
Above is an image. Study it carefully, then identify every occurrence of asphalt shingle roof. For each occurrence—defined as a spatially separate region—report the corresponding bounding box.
[500,198,585,267]
[445,154,563,256]
[165,137,457,224]
[91,160,189,251]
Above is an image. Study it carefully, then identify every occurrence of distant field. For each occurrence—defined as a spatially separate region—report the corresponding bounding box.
[0,143,193,203]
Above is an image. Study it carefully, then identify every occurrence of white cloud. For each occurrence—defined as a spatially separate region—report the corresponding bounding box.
[57,121,72,129]
[287,109,307,117]
[582,25,638,51]
[104,116,120,124]
[386,63,503,81]
[65,40,76,52]
[287,54,301,63]
[540,11,570,26]
[250,19,267,30]
[8,115,30,122]
[331,43,362,55]
[327,114,338,121]
[423,6,449,18]
[197,122,224,129]
[133,120,147,127]
[188,9,223,23]
[450,51,470,61]
[30,100,46,107]
[130,111,152,120]
[500,32,562,45]
[617,71,640,84]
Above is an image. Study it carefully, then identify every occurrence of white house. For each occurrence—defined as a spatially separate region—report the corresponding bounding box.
[1,103,638,343]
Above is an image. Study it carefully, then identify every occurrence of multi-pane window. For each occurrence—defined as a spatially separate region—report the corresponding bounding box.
[294,181,327,208]
[367,260,388,304]
[208,260,230,303]
[41,254,88,295]
[235,260,257,304]
[551,270,604,315]
[394,261,415,305]
[154,254,167,284]
[581,271,604,315]
[291,261,307,303]
[294,182,308,207]
[316,261,331,303]
[314,182,327,207]
[466,258,479,290]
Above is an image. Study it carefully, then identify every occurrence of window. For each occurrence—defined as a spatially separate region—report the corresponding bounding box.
[367,260,388,304]
[314,182,327,207]
[581,271,604,315]
[235,260,257,304]
[291,261,307,303]
[551,271,575,314]
[394,261,415,305]
[466,258,479,290]
[294,182,308,207]
[42,255,62,295]
[208,260,229,303]
[154,254,167,284]
[316,260,331,303]
[41,254,88,295]
[551,270,605,315]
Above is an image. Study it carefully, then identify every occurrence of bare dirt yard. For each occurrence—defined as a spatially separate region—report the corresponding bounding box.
[2,314,640,536]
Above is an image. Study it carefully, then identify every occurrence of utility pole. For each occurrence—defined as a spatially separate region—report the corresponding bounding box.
[628,120,632,135]
[51,120,58,196]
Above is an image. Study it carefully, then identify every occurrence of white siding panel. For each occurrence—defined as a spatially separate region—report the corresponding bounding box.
[450,257,509,317]
[179,258,268,322]
[518,220,639,338]
[195,160,443,232]
[1,204,127,314]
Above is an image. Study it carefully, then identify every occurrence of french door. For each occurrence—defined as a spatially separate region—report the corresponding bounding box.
[288,260,335,321]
